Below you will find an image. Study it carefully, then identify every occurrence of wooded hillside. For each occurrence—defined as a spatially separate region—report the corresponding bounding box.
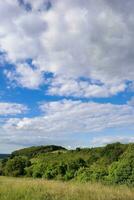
[0,143,134,185]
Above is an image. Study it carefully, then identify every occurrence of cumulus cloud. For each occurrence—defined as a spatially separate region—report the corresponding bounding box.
[4,63,44,89]
[0,1,134,151]
[48,76,126,98]
[0,0,134,96]
[91,136,134,147]
[0,100,133,148]
[0,102,28,115]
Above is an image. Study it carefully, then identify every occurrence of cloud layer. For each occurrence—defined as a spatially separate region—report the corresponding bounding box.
[0,1,134,151]
[0,0,134,96]
[91,135,134,147]
[0,100,134,150]
[0,102,28,115]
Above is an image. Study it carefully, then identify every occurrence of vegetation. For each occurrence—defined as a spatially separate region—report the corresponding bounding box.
[0,176,134,200]
[11,145,66,158]
[0,143,134,186]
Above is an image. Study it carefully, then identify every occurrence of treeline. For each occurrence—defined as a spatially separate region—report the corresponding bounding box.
[11,145,66,158]
[0,143,134,185]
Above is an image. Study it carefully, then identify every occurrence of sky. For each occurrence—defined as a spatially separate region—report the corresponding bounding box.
[0,0,134,153]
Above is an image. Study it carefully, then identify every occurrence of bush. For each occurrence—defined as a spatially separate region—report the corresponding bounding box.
[76,167,91,182]
[4,156,31,177]
[25,165,33,177]
[32,162,45,178]
[90,164,108,181]
[43,168,57,180]
[64,158,86,180]
[108,157,134,185]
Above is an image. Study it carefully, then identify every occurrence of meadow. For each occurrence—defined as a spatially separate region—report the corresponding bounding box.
[0,176,134,200]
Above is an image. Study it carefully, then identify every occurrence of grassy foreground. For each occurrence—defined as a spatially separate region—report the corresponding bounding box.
[0,177,134,200]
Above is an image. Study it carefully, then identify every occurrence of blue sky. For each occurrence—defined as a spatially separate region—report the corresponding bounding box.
[0,0,134,153]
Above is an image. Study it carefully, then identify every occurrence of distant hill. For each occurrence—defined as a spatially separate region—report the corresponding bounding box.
[11,145,67,158]
[0,154,10,159]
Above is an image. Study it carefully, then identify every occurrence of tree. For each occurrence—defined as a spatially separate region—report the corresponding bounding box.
[76,167,91,182]
[108,145,134,185]
[4,156,31,177]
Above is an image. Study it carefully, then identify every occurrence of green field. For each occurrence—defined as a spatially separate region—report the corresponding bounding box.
[0,176,134,200]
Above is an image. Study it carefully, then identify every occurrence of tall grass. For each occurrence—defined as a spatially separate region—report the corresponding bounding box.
[0,176,134,200]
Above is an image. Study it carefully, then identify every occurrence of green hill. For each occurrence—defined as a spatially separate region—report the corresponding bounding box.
[1,143,134,186]
[11,145,67,158]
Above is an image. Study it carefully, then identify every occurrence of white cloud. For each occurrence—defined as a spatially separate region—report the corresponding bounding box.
[0,99,133,151]
[0,1,134,151]
[91,136,134,147]
[127,96,134,107]
[0,0,134,96]
[48,76,126,98]
[5,63,44,89]
[1,100,134,141]
[0,102,28,115]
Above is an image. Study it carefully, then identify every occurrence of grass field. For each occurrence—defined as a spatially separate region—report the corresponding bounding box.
[0,177,134,200]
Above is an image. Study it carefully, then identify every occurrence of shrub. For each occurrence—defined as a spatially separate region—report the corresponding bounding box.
[4,156,31,177]
[89,164,108,181]
[108,157,134,185]
[76,167,91,182]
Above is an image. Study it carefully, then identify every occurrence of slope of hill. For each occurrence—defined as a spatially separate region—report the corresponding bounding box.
[11,145,67,158]
[0,143,134,186]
